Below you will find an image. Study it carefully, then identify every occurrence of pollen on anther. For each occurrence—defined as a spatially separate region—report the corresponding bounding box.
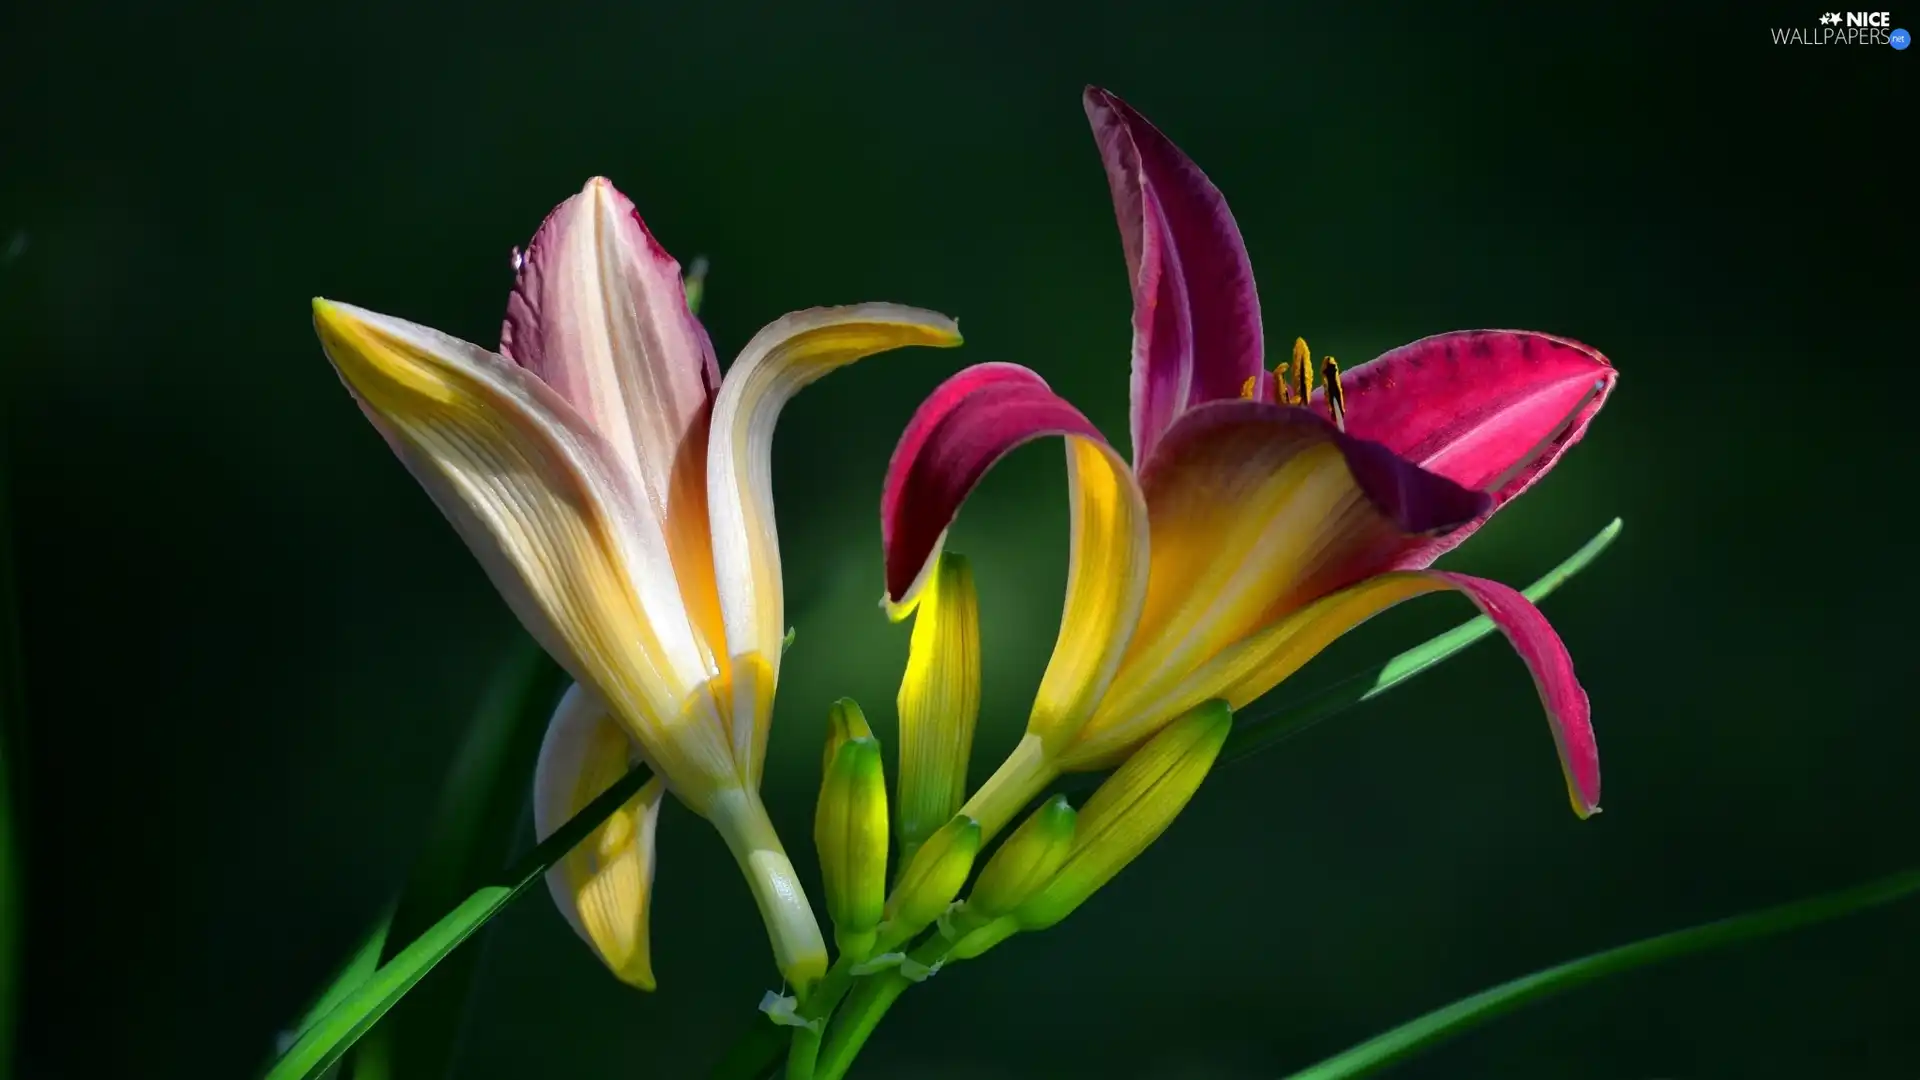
[1323,356,1347,432]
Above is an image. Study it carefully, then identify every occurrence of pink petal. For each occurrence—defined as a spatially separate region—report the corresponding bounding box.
[1085,87,1264,468]
[881,363,1109,604]
[1426,571,1601,816]
[501,177,721,516]
[1313,329,1616,568]
[1141,399,1494,553]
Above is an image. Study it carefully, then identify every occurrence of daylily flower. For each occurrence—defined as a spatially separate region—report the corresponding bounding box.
[312,177,962,993]
[879,88,1615,845]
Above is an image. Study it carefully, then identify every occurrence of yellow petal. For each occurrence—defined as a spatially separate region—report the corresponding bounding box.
[706,304,962,786]
[313,300,735,799]
[533,684,666,990]
[1064,413,1404,769]
[895,553,981,861]
[1026,436,1152,750]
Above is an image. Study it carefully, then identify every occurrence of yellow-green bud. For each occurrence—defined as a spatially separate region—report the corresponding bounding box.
[895,552,981,863]
[814,700,887,961]
[879,815,980,949]
[967,794,1076,918]
[1014,700,1231,931]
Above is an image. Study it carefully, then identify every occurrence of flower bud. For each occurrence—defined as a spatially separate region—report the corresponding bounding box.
[967,794,1076,919]
[880,815,980,948]
[1014,700,1230,931]
[895,553,982,863]
[814,699,888,961]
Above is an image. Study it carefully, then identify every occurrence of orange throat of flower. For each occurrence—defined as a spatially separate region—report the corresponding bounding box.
[1240,336,1348,431]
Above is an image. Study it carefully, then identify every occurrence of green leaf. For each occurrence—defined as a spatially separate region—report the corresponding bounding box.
[344,639,566,1080]
[262,758,654,1080]
[265,912,392,1077]
[1221,518,1622,765]
[1282,867,1920,1080]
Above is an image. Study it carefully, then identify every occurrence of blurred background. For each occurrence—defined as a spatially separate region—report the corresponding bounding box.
[3,0,1913,1077]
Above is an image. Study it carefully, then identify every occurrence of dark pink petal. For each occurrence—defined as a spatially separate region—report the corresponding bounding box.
[1143,399,1493,561]
[881,363,1110,604]
[1085,87,1264,467]
[1427,571,1600,816]
[1313,329,1616,568]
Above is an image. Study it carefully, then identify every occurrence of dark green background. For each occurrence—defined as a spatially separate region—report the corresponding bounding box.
[4,1,1913,1077]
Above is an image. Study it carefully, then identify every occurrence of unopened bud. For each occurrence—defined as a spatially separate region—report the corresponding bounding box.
[879,815,980,949]
[1014,700,1231,931]
[815,699,888,961]
[967,794,1076,918]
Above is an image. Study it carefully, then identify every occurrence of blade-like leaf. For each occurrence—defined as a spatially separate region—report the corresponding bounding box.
[262,759,654,1080]
[345,638,565,1080]
[1222,518,1622,764]
[1283,867,1920,1080]
[265,912,392,1077]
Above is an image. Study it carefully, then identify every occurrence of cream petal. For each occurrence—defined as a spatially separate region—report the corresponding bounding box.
[706,304,962,785]
[533,684,668,989]
[313,300,734,797]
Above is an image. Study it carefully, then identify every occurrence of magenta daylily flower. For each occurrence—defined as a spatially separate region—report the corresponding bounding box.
[880,88,1615,842]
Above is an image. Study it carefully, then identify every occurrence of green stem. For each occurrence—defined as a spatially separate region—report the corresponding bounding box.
[815,938,954,1080]
[709,787,830,997]
[785,959,858,1080]
[951,734,1057,850]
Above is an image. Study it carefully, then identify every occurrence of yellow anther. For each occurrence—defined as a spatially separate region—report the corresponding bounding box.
[1273,362,1294,405]
[1292,337,1313,404]
[1322,356,1346,432]
[1239,375,1258,401]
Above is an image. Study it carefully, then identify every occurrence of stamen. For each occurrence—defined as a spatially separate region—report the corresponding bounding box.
[1240,375,1258,401]
[1292,337,1313,404]
[1272,362,1294,405]
[1322,356,1346,432]
[1481,377,1609,494]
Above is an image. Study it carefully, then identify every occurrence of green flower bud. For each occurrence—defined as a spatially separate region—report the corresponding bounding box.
[814,700,888,961]
[967,794,1077,918]
[1014,700,1230,931]
[879,815,980,949]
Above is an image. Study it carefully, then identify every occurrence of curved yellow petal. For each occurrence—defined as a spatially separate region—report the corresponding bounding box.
[1116,570,1602,817]
[533,684,667,990]
[1026,435,1152,750]
[895,552,981,860]
[706,304,962,785]
[313,300,734,797]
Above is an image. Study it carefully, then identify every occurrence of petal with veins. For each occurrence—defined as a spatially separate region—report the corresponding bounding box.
[1139,571,1600,817]
[500,177,730,673]
[707,304,963,784]
[533,684,668,990]
[1085,87,1264,466]
[1316,329,1616,569]
[1071,401,1488,767]
[313,299,734,796]
[881,363,1150,749]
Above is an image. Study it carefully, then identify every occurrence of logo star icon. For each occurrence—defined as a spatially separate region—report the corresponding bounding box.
[1821,12,1842,23]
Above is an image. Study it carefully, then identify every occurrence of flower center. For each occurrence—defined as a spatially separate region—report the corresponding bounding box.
[1239,336,1348,431]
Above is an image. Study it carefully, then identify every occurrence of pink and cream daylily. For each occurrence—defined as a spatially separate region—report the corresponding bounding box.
[313,178,961,993]
[881,88,1615,843]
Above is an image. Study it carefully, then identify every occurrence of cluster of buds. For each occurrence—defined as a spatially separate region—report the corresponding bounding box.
[806,554,1234,986]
